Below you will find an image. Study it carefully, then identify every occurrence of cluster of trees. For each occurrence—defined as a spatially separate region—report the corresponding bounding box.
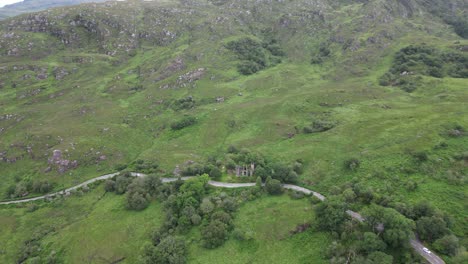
[6,179,53,199]
[105,172,162,211]
[170,116,196,130]
[316,175,463,263]
[395,201,460,256]
[315,197,418,263]
[142,175,255,263]
[379,45,468,92]
[225,37,283,75]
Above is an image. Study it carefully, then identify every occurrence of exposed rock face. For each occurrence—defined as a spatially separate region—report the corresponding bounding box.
[47,149,78,173]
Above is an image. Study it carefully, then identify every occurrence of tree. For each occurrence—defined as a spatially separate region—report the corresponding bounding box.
[201,220,229,248]
[433,235,459,256]
[208,167,222,180]
[363,204,415,248]
[126,192,149,211]
[416,216,449,242]
[359,232,386,254]
[199,198,215,215]
[115,175,132,194]
[144,174,162,196]
[315,198,348,232]
[265,176,283,195]
[221,197,237,212]
[256,177,263,189]
[343,188,356,202]
[367,251,393,264]
[412,201,435,220]
[104,179,116,192]
[143,236,187,264]
[211,211,233,228]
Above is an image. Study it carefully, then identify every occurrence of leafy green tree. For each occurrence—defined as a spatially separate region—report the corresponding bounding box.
[144,174,162,196]
[433,235,459,256]
[343,188,356,202]
[412,201,435,220]
[265,176,283,195]
[143,236,187,264]
[208,167,222,179]
[256,176,263,189]
[359,232,386,254]
[104,179,116,192]
[126,192,149,211]
[199,198,215,215]
[115,175,132,194]
[221,197,237,212]
[211,211,233,228]
[416,216,450,242]
[201,220,229,248]
[363,204,415,248]
[366,251,393,264]
[315,197,348,232]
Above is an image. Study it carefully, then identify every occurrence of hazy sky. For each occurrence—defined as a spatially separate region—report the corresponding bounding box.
[0,0,23,8]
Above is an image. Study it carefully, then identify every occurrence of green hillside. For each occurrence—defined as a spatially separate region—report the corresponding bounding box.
[0,0,467,263]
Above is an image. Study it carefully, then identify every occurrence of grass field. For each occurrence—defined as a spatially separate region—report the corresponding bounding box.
[189,195,329,264]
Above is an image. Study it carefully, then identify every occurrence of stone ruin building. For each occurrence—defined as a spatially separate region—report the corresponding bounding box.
[235,163,255,177]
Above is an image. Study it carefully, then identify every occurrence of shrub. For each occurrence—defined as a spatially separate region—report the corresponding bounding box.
[172,96,195,111]
[171,116,196,130]
[344,158,360,171]
[208,167,222,179]
[104,179,116,192]
[32,180,52,194]
[226,37,283,75]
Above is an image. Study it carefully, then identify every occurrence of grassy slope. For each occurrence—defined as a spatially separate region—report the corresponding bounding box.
[0,0,467,262]
[0,186,326,264]
[188,195,329,264]
[0,184,165,263]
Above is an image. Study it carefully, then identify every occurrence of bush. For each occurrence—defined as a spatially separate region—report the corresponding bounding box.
[226,37,283,75]
[238,61,263,75]
[104,179,116,192]
[265,176,283,195]
[208,167,222,179]
[32,180,52,194]
[171,116,196,130]
[172,96,195,111]
[344,158,360,171]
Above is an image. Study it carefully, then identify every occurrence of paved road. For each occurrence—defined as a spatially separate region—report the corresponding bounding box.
[0,172,445,263]
[411,239,446,264]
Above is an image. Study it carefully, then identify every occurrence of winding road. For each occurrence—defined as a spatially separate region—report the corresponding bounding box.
[0,172,445,264]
